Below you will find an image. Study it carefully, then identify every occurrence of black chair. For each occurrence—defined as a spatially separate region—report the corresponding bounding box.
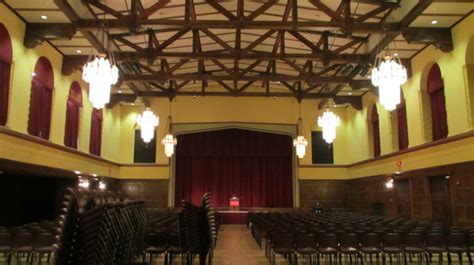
[404,232,426,265]
[339,233,361,264]
[381,232,403,265]
[295,233,317,265]
[447,232,469,265]
[318,233,339,264]
[425,233,447,265]
[361,233,382,264]
[33,232,56,265]
[0,232,12,265]
[11,231,34,264]
[269,231,296,265]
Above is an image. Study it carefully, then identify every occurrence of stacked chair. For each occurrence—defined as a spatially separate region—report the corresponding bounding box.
[249,211,474,265]
[178,193,219,265]
[55,188,149,265]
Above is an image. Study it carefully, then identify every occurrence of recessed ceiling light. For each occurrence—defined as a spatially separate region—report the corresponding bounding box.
[41,15,48,20]
[91,174,98,177]
[431,20,438,25]
[393,53,399,56]
[76,49,82,54]
[131,103,135,106]
[74,171,81,174]
[118,90,122,93]
[348,92,352,95]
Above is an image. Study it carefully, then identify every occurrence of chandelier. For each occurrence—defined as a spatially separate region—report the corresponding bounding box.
[317,107,340,144]
[293,134,308,159]
[293,103,308,159]
[161,115,177,157]
[82,55,119,109]
[371,55,407,111]
[137,108,159,143]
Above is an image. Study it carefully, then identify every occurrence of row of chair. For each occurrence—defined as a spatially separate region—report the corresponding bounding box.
[249,211,474,265]
[0,222,56,264]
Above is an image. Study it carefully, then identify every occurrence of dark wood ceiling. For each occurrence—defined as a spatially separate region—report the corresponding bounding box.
[3,0,473,107]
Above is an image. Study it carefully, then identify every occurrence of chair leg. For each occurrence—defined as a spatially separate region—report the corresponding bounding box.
[448,253,452,265]
[468,252,472,265]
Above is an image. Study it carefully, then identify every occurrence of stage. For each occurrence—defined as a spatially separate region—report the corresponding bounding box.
[216,207,297,224]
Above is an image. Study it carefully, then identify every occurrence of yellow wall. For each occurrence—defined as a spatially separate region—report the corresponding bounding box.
[118,97,350,165]
[0,4,121,163]
[0,2,473,181]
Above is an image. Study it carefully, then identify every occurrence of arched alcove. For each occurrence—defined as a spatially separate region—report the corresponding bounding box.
[64,81,83,149]
[90,108,103,156]
[370,104,381,157]
[465,35,474,128]
[28,57,54,139]
[427,63,448,141]
[390,90,409,151]
[0,23,13,126]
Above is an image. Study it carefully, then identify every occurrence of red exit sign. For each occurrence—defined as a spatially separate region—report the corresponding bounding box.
[396,160,402,167]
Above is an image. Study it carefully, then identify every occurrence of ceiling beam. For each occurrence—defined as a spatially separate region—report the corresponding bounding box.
[122,73,363,83]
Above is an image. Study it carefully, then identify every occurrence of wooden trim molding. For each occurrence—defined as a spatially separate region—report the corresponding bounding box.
[299,164,348,168]
[120,163,169,167]
[0,126,119,166]
[350,130,474,167]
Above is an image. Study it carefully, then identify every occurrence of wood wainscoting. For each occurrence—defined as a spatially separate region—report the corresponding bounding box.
[299,160,474,227]
[117,179,169,209]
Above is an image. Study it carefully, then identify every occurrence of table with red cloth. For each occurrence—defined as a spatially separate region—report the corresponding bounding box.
[218,210,248,225]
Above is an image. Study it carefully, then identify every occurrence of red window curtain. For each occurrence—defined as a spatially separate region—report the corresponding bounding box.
[427,64,448,140]
[0,60,11,126]
[174,129,293,208]
[371,105,381,157]
[89,108,103,156]
[397,96,409,150]
[64,82,82,149]
[0,23,13,126]
[28,57,54,140]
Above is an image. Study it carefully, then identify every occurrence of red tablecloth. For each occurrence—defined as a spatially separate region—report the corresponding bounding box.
[219,211,248,224]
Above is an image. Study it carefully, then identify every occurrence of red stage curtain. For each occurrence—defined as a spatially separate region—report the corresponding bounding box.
[427,64,448,140]
[28,57,54,139]
[174,129,293,208]
[89,108,103,156]
[0,23,13,126]
[397,96,409,150]
[64,82,82,149]
[371,105,381,157]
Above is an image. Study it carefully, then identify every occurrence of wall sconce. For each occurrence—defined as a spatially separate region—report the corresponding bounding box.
[385,178,394,189]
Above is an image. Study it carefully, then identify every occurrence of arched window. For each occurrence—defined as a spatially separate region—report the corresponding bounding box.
[89,108,103,156]
[371,104,381,157]
[64,81,82,149]
[397,92,409,150]
[0,23,13,126]
[427,63,448,140]
[28,57,54,139]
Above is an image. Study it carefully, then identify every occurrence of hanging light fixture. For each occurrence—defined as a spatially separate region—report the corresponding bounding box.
[82,2,119,109]
[136,108,159,143]
[82,55,118,109]
[371,29,407,111]
[161,101,177,157]
[317,101,340,144]
[161,116,177,157]
[293,102,308,159]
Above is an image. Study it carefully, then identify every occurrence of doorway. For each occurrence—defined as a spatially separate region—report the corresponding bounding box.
[395,179,411,219]
[429,175,452,225]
